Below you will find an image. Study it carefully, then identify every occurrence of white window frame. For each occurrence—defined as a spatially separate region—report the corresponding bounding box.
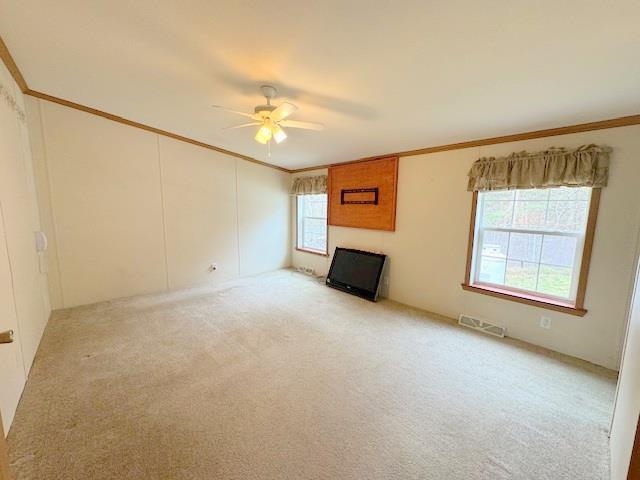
[296,194,328,255]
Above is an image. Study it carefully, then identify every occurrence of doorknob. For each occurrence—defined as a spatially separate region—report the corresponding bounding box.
[0,330,14,344]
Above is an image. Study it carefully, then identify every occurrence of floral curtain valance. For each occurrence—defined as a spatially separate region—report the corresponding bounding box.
[467,144,611,192]
[290,175,328,195]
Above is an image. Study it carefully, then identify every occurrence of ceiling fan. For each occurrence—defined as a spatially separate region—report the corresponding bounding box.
[213,85,324,146]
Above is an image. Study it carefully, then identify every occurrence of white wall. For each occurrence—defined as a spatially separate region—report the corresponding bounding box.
[26,98,291,309]
[610,250,640,479]
[160,137,240,290]
[238,160,291,277]
[292,126,640,370]
[0,62,50,432]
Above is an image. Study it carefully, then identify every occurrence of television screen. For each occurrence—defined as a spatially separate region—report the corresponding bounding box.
[326,248,386,301]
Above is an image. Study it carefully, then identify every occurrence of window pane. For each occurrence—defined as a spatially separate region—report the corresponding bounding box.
[480,230,509,257]
[537,265,573,298]
[297,194,327,253]
[484,190,515,201]
[505,260,538,291]
[302,218,327,251]
[516,189,549,201]
[479,256,506,284]
[303,194,327,217]
[513,201,548,230]
[540,235,577,267]
[481,201,514,228]
[474,187,591,302]
[507,232,542,262]
[478,229,508,284]
[549,187,591,201]
[545,201,589,232]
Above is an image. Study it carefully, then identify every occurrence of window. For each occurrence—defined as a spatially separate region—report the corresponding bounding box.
[296,194,328,255]
[463,187,600,316]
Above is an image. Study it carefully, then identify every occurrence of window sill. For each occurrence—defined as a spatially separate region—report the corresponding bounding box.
[460,283,587,317]
[295,247,329,257]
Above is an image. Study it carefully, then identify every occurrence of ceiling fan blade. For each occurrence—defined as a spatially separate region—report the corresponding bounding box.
[211,105,256,119]
[270,102,298,122]
[279,119,325,131]
[222,122,261,130]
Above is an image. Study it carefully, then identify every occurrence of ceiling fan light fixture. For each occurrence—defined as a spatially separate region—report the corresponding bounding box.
[215,85,323,149]
[272,124,287,144]
[255,124,272,144]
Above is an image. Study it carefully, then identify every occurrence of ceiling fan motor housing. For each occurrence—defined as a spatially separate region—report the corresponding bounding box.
[254,104,276,119]
[256,85,278,119]
[260,85,278,100]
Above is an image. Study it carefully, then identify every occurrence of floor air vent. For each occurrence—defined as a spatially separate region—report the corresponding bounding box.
[458,314,505,338]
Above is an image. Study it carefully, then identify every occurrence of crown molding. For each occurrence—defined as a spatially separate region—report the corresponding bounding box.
[0,35,28,93]
[0,34,291,173]
[3,34,640,176]
[25,89,291,172]
[291,114,640,173]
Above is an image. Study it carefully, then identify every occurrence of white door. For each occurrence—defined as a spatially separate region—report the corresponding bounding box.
[0,203,26,434]
[610,256,640,479]
[0,65,30,435]
[0,94,47,380]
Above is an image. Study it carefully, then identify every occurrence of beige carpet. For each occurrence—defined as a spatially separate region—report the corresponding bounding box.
[8,270,616,479]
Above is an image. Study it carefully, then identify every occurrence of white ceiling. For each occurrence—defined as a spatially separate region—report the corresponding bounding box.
[1,1,639,170]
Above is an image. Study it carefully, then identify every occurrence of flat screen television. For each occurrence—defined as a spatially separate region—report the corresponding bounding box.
[326,247,387,302]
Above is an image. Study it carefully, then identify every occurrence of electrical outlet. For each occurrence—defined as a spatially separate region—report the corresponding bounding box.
[540,316,552,329]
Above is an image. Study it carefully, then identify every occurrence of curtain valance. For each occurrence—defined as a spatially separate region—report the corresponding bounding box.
[467,144,610,192]
[290,175,328,195]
